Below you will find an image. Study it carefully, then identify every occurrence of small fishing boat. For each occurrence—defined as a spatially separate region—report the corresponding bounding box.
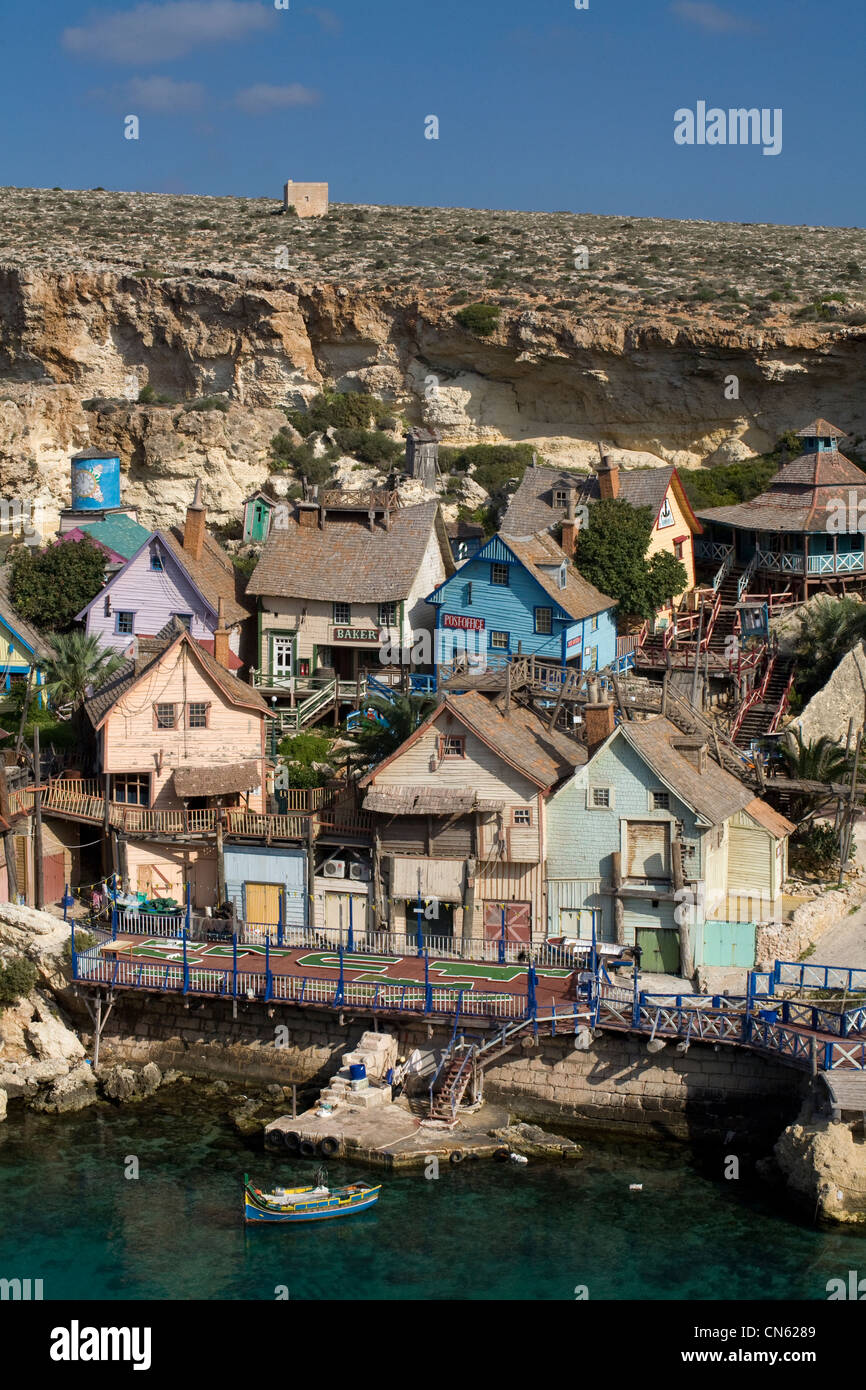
[243,1170,381,1224]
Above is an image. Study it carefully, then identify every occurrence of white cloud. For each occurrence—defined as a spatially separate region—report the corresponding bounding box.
[86,75,205,111]
[63,1,276,64]
[670,2,756,33]
[233,83,320,114]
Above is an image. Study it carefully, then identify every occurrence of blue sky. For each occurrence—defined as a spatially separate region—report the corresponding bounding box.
[4,0,864,225]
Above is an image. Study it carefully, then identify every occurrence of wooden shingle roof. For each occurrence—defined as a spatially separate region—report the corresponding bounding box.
[695,449,866,533]
[246,500,454,601]
[500,532,617,620]
[160,527,252,627]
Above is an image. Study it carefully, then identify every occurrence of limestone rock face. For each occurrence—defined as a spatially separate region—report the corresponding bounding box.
[794,642,866,747]
[775,1111,866,1223]
[0,1087,6,1122]
[488,1121,582,1160]
[0,267,864,528]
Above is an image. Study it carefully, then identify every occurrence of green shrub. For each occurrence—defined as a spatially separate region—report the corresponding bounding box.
[789,824,841,877]
[9,535,108,632]
[0,955,37,1006]
[455,302,501,336]
[332,427,403,467]
[270,431,336,486]
[438,442,536,497]
[278,731,332,764]
[286,390,394,435]
[62,931,97,964]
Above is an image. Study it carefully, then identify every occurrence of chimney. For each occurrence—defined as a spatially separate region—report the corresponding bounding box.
[296,501,319,528]
[183,480,206,562]
[560,485,578,558]
[213,597,231,669]
[584,700,616,756]
[597,453,619,501]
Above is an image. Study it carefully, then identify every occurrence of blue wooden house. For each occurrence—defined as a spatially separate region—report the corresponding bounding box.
[426,531,617,672]
[545,707,793,974]
[695,418,866,601]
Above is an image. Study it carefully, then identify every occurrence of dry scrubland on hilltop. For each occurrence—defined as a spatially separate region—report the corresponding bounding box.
[1,187,865,326]
[0,187,865,532]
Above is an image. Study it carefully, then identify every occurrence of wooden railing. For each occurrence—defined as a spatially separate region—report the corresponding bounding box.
[766,669,795,735]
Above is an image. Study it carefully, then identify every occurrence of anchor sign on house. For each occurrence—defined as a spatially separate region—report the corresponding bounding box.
[657,497,675,528]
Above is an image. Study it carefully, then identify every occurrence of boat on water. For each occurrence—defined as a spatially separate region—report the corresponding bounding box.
[243,1170,381,1224]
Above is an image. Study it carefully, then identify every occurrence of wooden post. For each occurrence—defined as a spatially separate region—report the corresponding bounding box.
[305,814,315,929]
[93,994,102,1071]
[672,839,693,979]
[216,814,227,905]
[661,671,669,718]
[611,851,625,946]
[33,725,44,910]
[0,765,18,902]
[117,835,130,895]
[13,670,33,760]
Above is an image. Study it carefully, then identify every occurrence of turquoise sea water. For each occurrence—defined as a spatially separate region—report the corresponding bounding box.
[0,1091,863,1301]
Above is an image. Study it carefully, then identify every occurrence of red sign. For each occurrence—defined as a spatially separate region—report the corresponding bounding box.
[443,614,485,631]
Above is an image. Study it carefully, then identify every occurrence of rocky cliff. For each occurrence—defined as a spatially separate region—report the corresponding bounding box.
[1,189,865,529]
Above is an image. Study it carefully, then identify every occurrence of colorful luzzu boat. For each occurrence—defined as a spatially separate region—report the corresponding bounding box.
[243,1173,381,1224]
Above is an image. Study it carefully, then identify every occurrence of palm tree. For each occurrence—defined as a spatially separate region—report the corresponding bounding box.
[793,597,866,705]
[349,692,439,767]
[42,631,125,712]
[778,728,851,822]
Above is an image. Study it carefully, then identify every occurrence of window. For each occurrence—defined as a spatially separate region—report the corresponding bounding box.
[591,615,599,632]
[333,602,351,625]
[378,602,398,627]
[115,611,134,636]
[187,702,209,729]
[674,540,684,561]
[491,562,509,586]
[439,735,465,759]
[535,608,553,635]
[553,488,569,509]
[154,703,177,730]
[513,807,532,826]
[173,613,192,630]
[591,787,611,809]
[150,552,164,572]
[559,563,567,590]
[103,595,111,618]
[583,647,598,671]
[652,791,670,811]
[112,773,149,806]
[490,631,508,650]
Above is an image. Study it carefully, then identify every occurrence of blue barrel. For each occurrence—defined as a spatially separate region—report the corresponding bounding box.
[348,1063,366,1081]
[71,453,121,511]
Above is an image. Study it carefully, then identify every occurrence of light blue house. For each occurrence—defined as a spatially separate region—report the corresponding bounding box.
[426,531,617,672]
[545,710,793,974]
[223,843,307,928]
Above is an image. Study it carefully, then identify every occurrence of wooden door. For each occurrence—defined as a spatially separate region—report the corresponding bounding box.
[252,500,270,542]
[245,882,283,927]
[42,851,67,907]
[636,927,680,974]
[483,900,531,943]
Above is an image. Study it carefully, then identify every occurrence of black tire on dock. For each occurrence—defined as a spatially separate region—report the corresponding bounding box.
[267,1129,286,1150]
[299,1138,318,1159]
[493,1147,510,1162]
[283,1131,301,1153]
[449,1150,464,1165]
[320,1136,339,1157]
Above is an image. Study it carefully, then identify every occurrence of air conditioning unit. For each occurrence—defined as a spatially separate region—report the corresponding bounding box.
[348,863,371,882]
[323,860,346,879]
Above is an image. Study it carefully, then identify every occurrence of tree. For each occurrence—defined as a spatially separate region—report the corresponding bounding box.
[792,597,866,706]
[9,537,107,631]
[349,692,438,767]
[778,729,850,822]
[575,499,686,620]
[42,631,125,710]
[455,302,501,337]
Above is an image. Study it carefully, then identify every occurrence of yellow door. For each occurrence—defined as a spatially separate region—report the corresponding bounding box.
[137,867,154,897]
[245,882,282,926]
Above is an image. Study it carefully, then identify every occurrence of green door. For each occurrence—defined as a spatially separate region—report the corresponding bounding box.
[251,500,270,542]
[636,927,680,974]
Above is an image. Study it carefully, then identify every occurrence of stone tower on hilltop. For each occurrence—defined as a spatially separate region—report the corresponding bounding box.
[283,180,329,218]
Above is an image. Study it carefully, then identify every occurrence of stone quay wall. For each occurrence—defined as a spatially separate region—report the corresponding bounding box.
[82,992,809,1142]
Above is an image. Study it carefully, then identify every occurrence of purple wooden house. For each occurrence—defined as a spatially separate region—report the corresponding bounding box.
[74,485,253,666]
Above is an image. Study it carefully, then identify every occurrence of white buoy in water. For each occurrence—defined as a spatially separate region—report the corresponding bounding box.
[629,1183,643,1191]
[510,1152,528,1165]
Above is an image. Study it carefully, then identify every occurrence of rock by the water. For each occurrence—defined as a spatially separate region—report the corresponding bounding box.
[489,1121,582,1160]
[100,1063,163,1103]
[0,1087,6,1122]
[775,1109,866,1223]
[31,1062,97,1114]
